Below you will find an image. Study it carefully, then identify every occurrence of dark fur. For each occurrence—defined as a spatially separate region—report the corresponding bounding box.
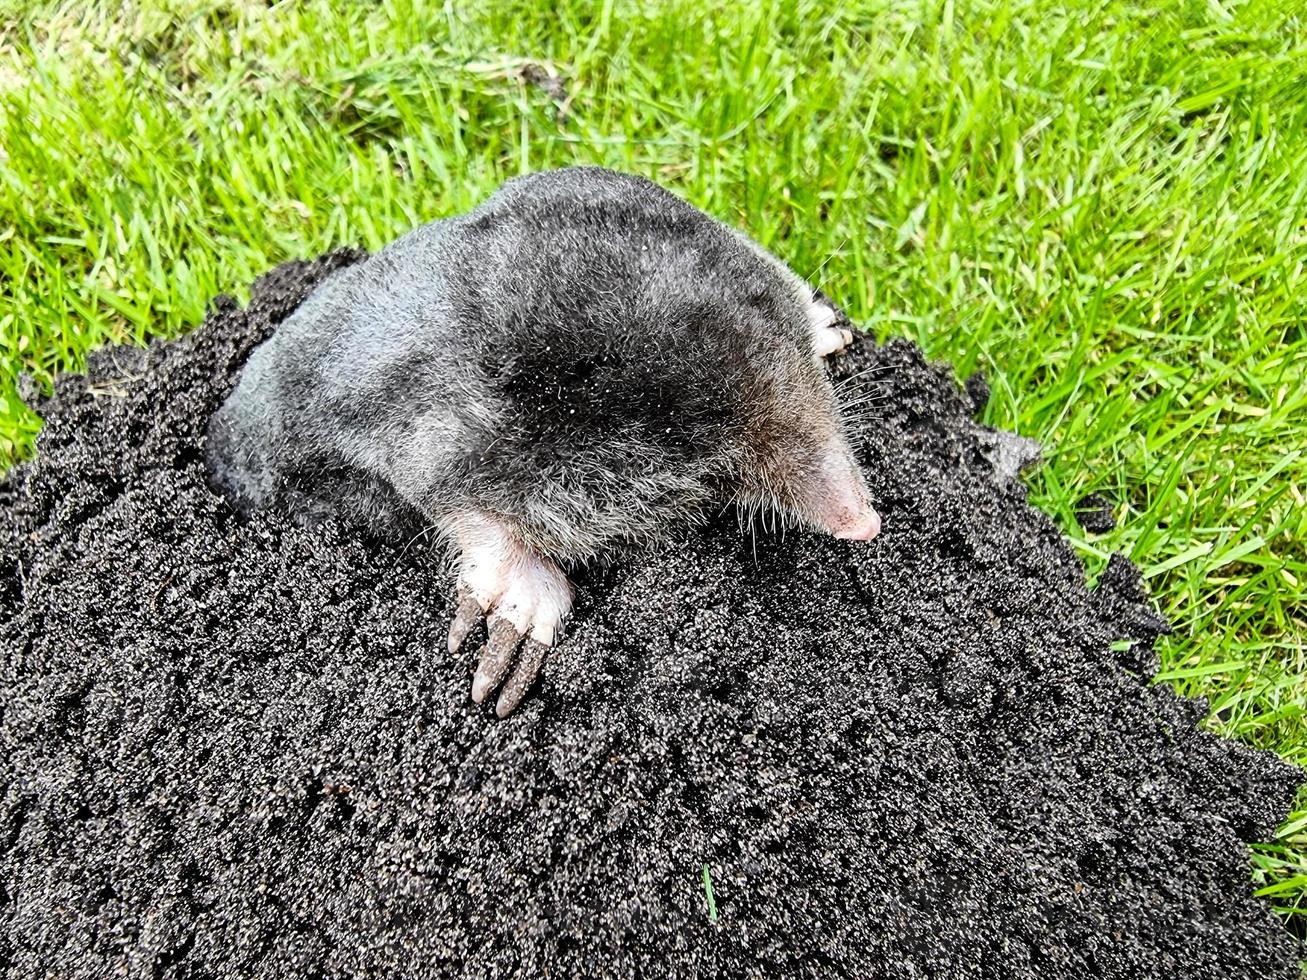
[206,167,847,560]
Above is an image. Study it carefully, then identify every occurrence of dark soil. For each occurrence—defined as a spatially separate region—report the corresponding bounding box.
[1,253,1302,979]
[1075,493,1118,534]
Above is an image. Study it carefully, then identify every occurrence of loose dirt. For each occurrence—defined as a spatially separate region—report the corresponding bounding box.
[1,253,1301,978]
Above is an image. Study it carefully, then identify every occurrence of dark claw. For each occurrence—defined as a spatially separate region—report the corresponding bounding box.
[447,592,483,654]
[471,617,521,704]
[495,639,548,718]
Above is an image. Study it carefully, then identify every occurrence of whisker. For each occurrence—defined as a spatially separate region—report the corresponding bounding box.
[804,243,849,288]
[833,364,894,389]
[395,522,442,564]
[837,387,891,407]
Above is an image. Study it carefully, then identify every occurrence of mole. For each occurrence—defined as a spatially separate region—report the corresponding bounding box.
[206,166,881,716]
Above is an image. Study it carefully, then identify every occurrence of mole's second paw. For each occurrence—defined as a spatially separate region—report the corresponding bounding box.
[446,535,573,717]
[808,301,853,358]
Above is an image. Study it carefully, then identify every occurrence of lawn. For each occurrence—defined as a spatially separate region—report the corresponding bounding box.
[1,0,1304,932]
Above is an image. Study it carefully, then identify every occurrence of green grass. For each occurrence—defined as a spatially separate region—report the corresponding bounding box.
[703,863,720,924]
[1,0,1305,931]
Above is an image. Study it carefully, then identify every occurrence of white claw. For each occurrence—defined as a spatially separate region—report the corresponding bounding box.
[808,301,852,358]
[471,666,498,704]
[812,325,850,358]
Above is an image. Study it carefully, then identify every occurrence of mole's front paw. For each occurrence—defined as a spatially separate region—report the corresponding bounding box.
[446,542,572,717]
[808,301,853,358]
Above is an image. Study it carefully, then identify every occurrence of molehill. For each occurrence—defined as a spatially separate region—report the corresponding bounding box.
[1,252,1302,978]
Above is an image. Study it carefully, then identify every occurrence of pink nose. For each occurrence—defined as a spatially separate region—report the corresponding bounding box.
[804,440,882,542]
[834,507,881,541]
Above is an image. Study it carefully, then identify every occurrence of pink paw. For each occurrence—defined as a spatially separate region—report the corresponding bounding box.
[446,517,572,717]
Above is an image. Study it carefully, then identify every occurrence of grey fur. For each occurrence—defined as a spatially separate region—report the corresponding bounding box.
[206,166,861,563]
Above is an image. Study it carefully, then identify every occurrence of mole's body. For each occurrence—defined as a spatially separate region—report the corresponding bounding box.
[207,167,879,715]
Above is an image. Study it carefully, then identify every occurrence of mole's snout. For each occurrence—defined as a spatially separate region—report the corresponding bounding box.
[805,446,881,542]
[832,503,881,541]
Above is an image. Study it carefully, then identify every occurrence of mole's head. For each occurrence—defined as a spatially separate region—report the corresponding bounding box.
[732,330,881,542]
